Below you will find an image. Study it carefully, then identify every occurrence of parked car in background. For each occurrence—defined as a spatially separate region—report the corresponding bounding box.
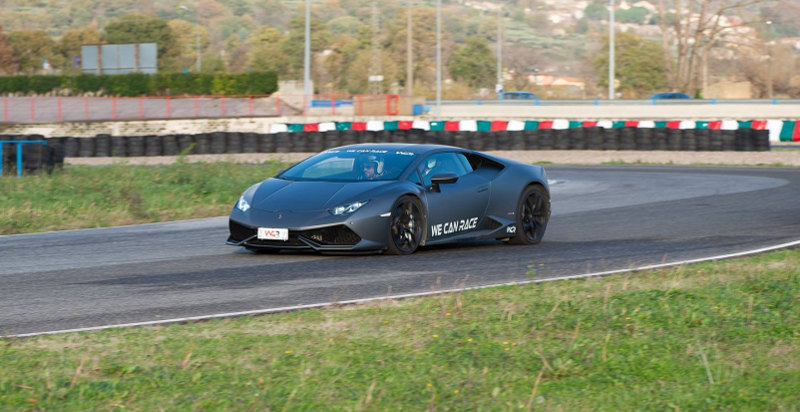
[649,92,691,100]
[499,91,539,101]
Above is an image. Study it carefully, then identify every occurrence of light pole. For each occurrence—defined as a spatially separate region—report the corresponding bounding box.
[436,0,441,119]
[608,0,615,100]
[765,20,774,99]
[496,4,502,98]
[406,0,413,96]
[179,5,201,73]
[304,0,311,100]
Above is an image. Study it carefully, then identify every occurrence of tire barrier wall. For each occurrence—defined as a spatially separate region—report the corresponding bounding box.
[2,127,770,169]
[0,135,64,176]
[268,119,799,143]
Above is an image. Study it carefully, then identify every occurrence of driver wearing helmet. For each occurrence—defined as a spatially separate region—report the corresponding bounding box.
[359,154,384,180]
[420,158,437,185]
[422,158,437,177]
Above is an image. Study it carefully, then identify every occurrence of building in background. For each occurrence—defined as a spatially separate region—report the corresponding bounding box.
[81,43,157,75]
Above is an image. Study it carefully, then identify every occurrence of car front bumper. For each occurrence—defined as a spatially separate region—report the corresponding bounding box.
[227,211,390,252]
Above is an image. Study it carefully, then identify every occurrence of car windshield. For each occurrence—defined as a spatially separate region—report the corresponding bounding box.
[278,149,417,182]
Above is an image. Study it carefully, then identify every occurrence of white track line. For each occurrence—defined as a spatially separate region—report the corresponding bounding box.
[6,239,800,338]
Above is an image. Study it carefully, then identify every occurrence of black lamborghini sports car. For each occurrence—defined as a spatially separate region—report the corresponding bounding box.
[227,143,550,254]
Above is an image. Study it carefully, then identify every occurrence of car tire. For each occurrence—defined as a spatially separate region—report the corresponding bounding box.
[509,185,550,245]
[386,195,425,255]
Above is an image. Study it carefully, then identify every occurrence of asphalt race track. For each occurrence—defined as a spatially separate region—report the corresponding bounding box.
[2,165,800,337]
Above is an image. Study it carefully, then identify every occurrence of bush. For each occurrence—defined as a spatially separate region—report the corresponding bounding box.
[0,71,278,96]
[72,73,106,93]
[0,75,29,94]
[28,75,62,94]
[108,73,152,96]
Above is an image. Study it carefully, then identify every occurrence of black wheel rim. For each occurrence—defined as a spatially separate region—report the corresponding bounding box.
[521,191,547,242]
[391,200,422,253]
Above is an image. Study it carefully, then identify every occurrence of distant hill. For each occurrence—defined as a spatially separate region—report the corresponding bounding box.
[2,0,798,98]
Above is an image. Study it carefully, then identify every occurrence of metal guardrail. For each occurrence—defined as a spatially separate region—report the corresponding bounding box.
[0,94,403,124]
[0,140,48,177]
[2,96,798,124]
[441,98,800,106]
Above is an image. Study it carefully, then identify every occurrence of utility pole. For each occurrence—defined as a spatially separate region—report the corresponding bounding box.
[608,0,615,100]
[304,0,311,100]
[369,2,383,94]
[435,0,441,119]
[496,5,502,98]
[765,20,774,99]
[406,0,413,96]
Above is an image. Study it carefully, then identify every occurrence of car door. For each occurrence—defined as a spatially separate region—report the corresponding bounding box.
[418,152,491,242]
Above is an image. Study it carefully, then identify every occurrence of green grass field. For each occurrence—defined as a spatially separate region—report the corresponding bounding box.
[1,250,798,410]
[0,161,286,235]
[2,162,799,410]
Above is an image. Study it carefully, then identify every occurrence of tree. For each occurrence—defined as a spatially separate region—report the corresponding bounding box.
[224,34,248,73]
[383,5,448,97]
[738,43,798,98]
[760,1,800,38]
[8,30,58,74]
[0,26,18,75]
[655,0,771,95]
[319,35,349,93]
[594,31,666,97]
[327,16,363,37]
[280,13,331,80]
[503,44,543,92]
[168,20,199,73]
[327,28,371,93]
[584,1,607,21]
[101,13,180,72]
[616,7,650,24]
[334,47,399,94]
[448,37,496,89]
[246,26,288,75]
[56,27,101,73]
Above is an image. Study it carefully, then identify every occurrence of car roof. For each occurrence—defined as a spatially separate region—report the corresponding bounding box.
[329,143,465,155]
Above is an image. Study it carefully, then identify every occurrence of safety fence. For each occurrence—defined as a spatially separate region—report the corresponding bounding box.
[0,94,401,123]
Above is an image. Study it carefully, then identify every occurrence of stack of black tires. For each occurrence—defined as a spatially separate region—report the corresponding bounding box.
[0,135,64,175]
[1,127,772,175]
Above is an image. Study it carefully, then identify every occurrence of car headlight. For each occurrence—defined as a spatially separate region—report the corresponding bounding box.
[329,200,368,216]
[236,196,251,212]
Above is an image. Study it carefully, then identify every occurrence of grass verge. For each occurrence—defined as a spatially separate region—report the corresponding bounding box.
[2,249,799,410]
[0,161,286,235]
[3,160,795,235]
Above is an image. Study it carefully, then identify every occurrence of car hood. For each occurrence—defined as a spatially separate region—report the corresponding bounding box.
[253,178,390,211]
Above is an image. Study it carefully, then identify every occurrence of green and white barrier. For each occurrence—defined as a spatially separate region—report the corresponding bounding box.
[269,119,800,142]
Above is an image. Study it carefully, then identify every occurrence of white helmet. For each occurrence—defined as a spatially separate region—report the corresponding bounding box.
[361,154,384,174]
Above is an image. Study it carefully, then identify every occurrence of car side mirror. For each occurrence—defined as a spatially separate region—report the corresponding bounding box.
[430,173,458,192]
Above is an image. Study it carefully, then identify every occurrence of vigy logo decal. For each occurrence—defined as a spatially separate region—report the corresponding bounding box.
[430,217,478,237]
